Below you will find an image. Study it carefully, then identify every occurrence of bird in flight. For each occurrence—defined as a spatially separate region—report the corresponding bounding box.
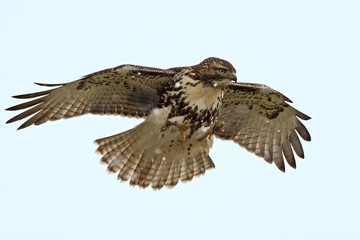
[6,57,311,190]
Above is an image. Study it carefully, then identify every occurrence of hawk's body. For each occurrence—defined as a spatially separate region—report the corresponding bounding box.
[6,57,311,190]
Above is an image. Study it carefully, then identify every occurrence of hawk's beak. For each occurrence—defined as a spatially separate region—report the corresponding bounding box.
[231,74,237,83]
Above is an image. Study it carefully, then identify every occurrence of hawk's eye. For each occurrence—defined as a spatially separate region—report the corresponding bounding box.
[218,68,227,74]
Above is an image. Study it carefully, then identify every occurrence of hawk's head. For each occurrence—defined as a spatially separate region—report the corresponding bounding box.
[192,57,237,88]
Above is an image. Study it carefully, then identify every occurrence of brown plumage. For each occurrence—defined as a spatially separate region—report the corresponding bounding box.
[6,57,311,190]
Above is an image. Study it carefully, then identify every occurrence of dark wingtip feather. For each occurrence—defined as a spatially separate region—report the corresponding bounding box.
[296,110,311,120]
[282,141,296,169]
[14,116,37,130]
[34,82,65,87]
[281,94,293,103]
[5,118,14,124]
[278,165,286,173]
[12,89,52,99]
[290,131,305,159]
[5,102,44,127]
[6,115,20,124]
[273,153,286,172]
[11,83,62,99]
[17,124,28,130]
[5,119,31,130]
[6,97,46,111]
[295,120,311,142]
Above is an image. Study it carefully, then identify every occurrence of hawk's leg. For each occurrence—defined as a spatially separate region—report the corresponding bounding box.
[198,120,225,141]
[177,120,191,141]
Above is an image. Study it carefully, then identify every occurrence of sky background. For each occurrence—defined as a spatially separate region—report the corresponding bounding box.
[1,0,359,239]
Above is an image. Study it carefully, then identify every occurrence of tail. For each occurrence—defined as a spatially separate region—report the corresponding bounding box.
[94,124,215,190]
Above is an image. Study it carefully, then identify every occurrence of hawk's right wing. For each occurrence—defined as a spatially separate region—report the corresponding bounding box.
[6,65,178,130]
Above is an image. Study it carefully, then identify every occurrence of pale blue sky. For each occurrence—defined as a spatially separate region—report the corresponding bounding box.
[1,0,359,239]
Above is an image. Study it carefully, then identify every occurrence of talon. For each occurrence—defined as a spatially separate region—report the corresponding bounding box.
[197,120,225,141]
[178,139,185,149]
[177,120,191,141]
[212,120,225,134]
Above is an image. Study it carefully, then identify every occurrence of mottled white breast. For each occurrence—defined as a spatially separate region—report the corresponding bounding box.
[180,75,224,110]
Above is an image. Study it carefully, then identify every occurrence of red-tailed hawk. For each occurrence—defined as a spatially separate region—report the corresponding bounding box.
[6,57,311,190]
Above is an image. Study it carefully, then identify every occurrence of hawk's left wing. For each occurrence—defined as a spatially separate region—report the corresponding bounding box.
[216,83,311,171]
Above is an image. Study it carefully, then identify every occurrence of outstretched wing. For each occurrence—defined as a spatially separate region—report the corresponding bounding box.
[6,65,178,130]
[216,83,311,171]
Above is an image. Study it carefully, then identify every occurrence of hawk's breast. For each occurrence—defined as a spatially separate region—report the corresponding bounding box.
[158,75,225,140]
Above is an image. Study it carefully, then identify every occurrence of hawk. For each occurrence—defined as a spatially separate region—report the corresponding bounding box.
[6,57,311,190]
